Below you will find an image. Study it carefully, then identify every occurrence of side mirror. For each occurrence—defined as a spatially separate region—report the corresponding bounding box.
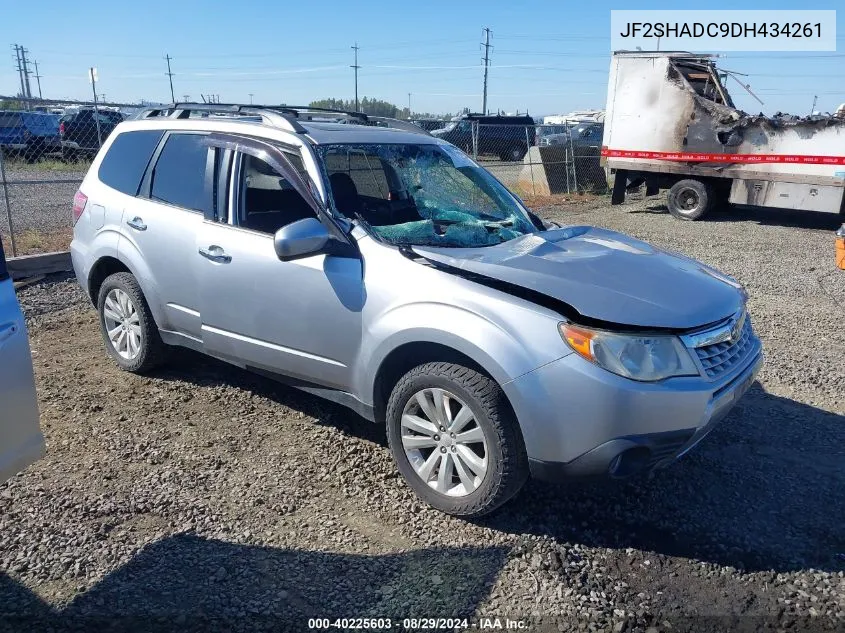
[273,217,330,261]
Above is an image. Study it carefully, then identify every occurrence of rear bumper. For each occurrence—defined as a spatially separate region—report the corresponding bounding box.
[505,343,763,482]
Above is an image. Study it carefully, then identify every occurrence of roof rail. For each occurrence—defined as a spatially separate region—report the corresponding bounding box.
[273,105,369,120]
[132,102,431,136]
[133,103,308,134]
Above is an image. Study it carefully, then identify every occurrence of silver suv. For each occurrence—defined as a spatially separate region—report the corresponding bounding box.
[71,103,762,517]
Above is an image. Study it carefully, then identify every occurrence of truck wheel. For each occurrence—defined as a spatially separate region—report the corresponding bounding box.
[386,362,528,517]
[97,272,169,373]
[500,146,524,162]
[667,179,712,220]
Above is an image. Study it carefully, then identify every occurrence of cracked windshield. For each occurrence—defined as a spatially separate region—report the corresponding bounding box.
[320,143,537,247]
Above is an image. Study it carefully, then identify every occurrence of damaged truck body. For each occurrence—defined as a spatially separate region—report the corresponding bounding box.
[602,51,845,220]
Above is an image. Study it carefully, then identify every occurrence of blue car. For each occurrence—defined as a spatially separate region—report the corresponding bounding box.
[0,111,62,162]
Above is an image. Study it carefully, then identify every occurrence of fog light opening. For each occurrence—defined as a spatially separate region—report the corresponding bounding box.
[609,447,652,478]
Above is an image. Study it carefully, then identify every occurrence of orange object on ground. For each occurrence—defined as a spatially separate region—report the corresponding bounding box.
[837,224,845,270]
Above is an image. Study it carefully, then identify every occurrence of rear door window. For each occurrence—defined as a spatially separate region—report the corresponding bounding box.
[98,129,164,196]
[150,133,212,213]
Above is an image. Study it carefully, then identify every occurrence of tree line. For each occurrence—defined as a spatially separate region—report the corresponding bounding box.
[309,97,451,120]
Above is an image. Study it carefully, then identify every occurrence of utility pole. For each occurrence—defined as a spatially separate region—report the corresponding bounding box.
[13,45,26,101]
[33,60,43,99]
[408,92,412,117]
[165,54,175,103]
[89,67,103,147]
[351,42,360,112]
[183,94,190,102]
[20,48,33,100]
[249,93,254,104]
[481,28,491,115]
[811,94,818,114]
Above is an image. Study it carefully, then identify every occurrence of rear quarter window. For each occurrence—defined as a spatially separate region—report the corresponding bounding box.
[97,130,164,196]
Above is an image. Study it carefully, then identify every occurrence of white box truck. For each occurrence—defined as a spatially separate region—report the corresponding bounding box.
[602,51,845,220]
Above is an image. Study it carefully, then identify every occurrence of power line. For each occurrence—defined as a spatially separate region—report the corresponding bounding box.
[351,43,360,111]
[481,27,491,114]
[165,54,175,102]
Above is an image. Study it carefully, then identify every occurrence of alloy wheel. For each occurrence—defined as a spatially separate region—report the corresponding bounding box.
[400,388,488,497]
[103,288,142,360]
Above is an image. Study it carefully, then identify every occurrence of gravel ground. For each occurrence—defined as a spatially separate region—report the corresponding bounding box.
[0,165,84,238]
[1,196,844,633]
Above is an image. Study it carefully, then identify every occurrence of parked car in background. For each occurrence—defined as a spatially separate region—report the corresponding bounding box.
[60,109,124,160]
[540,122,604,153]
[431,114,536,161]
[410,119,450,132]
[0,111,62,162]
[534,124,570,147]
[0,236,44,484]
[71,103,761,517]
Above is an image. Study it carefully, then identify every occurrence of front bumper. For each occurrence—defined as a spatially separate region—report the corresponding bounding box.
[503,341,762,482]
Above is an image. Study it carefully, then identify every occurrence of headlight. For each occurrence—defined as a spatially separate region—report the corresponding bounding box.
[559,323,699,382]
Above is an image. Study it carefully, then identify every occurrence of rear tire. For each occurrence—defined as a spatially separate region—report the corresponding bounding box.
[667,179,712,220]
[386,362,528,517]
[97,272,169,373]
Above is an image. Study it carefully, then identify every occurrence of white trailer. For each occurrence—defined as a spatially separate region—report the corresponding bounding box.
[602,51,845,220]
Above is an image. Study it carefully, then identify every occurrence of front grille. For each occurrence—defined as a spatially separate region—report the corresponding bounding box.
[694,316,755,378]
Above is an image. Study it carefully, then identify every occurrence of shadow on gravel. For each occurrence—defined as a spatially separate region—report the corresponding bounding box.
[0,536,508,632]
[634,201,841,231]
[482,384,845,574]
[150,353,845,575]
[157,349,387,446]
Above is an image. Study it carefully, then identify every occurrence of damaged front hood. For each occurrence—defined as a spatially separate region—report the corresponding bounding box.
[412,226,744,329]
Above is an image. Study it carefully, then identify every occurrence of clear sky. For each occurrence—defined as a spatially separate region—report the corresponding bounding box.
[3,0,843,117]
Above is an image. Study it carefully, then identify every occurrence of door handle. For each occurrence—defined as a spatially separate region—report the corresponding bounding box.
[126,217,147,231]
[198,245,232,263]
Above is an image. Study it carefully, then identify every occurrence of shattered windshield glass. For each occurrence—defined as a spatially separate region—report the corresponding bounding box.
[319,142,536,248]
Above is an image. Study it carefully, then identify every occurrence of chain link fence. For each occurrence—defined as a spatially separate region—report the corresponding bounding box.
[465,122,609,200]
[0,96,142,258]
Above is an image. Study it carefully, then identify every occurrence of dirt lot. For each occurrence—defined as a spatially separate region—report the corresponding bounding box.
[1,196,844,632]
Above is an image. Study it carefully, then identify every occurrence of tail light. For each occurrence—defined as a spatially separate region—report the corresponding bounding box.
[59,121,65,136]
[72,190,88,225]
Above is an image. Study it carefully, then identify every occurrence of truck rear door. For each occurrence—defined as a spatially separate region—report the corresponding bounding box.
[0,237,44,484]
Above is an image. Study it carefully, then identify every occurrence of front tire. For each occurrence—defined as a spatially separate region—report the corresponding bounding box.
[667,179,712,220]
[386,362,528,517]
[97,272,169,373]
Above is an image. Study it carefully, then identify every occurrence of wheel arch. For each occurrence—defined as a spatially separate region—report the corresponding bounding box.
[87,250,166,329]
[371,341,498,425]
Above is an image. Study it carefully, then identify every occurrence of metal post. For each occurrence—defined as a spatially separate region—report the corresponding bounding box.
[568,128,578,192]
[90,68,103,147]
[525,126,536,196]
[472,121,479,160]
[0,151,17,258]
